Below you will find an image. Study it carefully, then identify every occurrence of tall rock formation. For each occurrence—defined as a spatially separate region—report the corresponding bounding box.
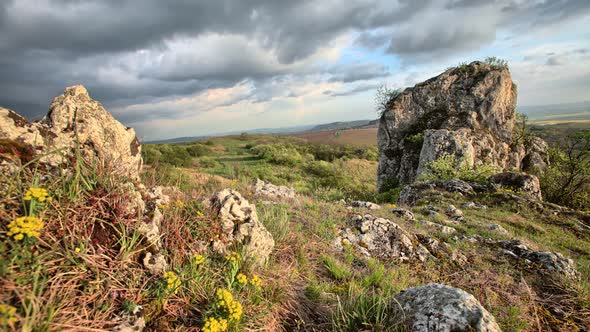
[377,61,543,191]
[0,85,142,179]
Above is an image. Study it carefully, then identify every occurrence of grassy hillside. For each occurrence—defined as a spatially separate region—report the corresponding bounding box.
[2,132,589,331]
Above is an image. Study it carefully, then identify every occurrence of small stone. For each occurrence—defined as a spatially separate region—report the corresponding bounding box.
[143,252,167,275]
[349,200,381,210]
[488,224,509,236]
[445,204,464,221]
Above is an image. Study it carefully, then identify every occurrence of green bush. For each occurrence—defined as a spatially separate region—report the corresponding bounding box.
[418,154,497,184]
[540,130,590,209]
[250,143,303,166]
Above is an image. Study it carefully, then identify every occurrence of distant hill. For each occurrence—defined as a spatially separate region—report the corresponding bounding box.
[307,120,375,132]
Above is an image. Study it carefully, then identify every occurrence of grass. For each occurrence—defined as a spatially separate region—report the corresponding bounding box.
[1,133,590,331]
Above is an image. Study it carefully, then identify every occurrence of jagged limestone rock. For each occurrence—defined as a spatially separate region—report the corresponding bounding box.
[348,200,381,210]
[0,85,142,178]
[497,240,578,280]
[253,178,295,200]
[143,252,167,275]
[377,61,546,190]
[489,172,542,200]
[334,214,432,262]
[395,283,501,332]
[209,189,274,264]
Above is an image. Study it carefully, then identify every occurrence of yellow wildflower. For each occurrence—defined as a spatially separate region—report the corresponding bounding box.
[23,187,52,202]
[75,247,81,253]
[173,200,185,208]
[250,275,262,289]
[163,271,181,294]
[236,273,247,285]
[7,216,43,240]
[202,316,228,332]
[158,204,169,210]
[193,254,205,266]
[0,304,17,326]
[224,251,240,264]
[215,288,243,321]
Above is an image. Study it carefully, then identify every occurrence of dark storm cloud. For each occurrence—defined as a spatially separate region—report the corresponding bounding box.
[328,83,381,97]
[328,62,389,83]
[1,0,589,122]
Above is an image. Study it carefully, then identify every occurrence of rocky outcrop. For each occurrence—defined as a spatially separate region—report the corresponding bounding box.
[0,85,142,179]
[498,240,578,280]
[398,179,490,206]
[334,214,432,262]
[395,283,501,332]
[377,61,546,190]
[209,189,274,264]
[253,179,296,200]
[489,172,542,200]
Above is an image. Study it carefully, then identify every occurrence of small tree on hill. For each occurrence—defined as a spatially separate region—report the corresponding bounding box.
[375,85,401,117]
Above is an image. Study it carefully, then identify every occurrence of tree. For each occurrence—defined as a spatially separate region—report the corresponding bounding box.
[375,85,401,117]
[541,130,590,208]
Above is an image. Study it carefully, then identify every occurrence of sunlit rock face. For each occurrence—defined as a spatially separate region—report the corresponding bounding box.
[377,61,546,191]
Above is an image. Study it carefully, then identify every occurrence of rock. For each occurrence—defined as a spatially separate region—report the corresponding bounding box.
[253,178,295,200]
[489,172,542,200]
[349,200,381,210]
[334,214,432,262]
[497,240,578,280]
[395,283,501,332]
[521,137,549,175]
[445,204,464,221]
[0,86,142,178]
[113,317,146,332]
[462,201,487,210]
[143,252,167,275]
[418,219,457,234]
[209,189,274,264]
[422,205,439,216]
[398,179,481,206]
[391,207,416,220]
[145,186,171,208]
[487,224,509,236]
[377,61,546,190]
[137,207,163,251]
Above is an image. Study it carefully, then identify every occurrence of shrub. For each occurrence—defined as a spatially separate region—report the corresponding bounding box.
[485,56,509,70]
[375,85,402,117]
[250,144,303,166]
[540,130,590,209]
[418,154,497,184]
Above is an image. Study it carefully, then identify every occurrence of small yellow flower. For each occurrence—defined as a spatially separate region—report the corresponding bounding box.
[0,304,17,327]
[236,273,247,285]
[7,216,44,241]
[250,275,262,289]
[224,251,240,264]
[23,187,51,202]
[196,210,204,217]
[193,254,205,266]
[75,247,81,253]
[202,316,228,332]
[215,288,243,321]
[158,204,169,210]
[163,271,181,294]
[173,200,185,208]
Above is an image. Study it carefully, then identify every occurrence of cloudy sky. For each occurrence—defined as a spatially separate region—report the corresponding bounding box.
[1,0,589,140]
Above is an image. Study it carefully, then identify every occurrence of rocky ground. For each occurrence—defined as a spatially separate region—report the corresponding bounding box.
[1,68,589,332]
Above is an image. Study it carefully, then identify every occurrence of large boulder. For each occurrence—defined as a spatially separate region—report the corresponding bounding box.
[377,61,546,190]
[209,189,274,265]
[334,214,432,262]
[489,172,542,200]
[0,85,142,179]
[497,240,578,280]
[395,283,501,332]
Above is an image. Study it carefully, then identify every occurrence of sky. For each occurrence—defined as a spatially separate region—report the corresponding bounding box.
[1,0,589,141]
